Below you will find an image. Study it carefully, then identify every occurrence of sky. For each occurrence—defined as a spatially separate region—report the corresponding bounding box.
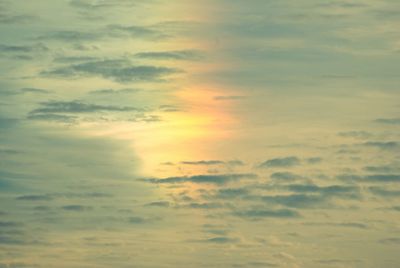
[0,0,400,267]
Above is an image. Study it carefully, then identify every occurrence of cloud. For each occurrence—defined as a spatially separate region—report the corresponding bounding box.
[61,205,92,211]
[142,173,257,185]
[37,30,101,41]
[287,184,359,198]
[234,208,301,219]
[337,174,400,183]
[251,183,361,209]
[0,43,47,53]
[227,160,245,166]
[338,131,372,139]
[0,117,18,129]
[316,259,362,265]
[145,201,170,207]
[0,87,50,97]
[303,222,369,229]
[181,160,225,165]
[213,95,247,101]
[128,216,161,224]
[107,24,168,40]
[362,141,398,150]
[0,11,35,24]
[306,157,322,164]
[261,194,327,209]
[17,192,111,201]
[88,88,140,95]
[375,118,400,125]
[379,238,400,244]
[185,202,226,209]
[364,165,399,173]
[387,206,400,212]
[19,88,50,94]
[16,195,53,201]
[369,186,400,198]
[69,0,140,9]
[0,221,23,228]
[199,236,239,244]
[179,160,245,167]
[270,172,305,181]
[27,113,77,123]
[41,59,181,82]
[134,50,202,60]
[30,100,143,114]
[258,156,300,168]
[216,188,250,199]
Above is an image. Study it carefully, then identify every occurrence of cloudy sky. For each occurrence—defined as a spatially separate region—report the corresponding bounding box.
[1,0,400,267]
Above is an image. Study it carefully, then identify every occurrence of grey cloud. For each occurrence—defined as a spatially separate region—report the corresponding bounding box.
[89,88,140,95]
[247,261,279,267]
[379,238,400,244]
[227,160,245,166]
[41,59,181,82]
[306,157,322,164]
[107,24,168,40]
[362,141,398,150]
[128,216,161,224]
[259,184,360,209]
[202,236,239,244]
[259,156,300,168]
[336,222,369,229]
[17,192,111,201]
[16,195,53,201]
[181,160,225,165]
[186,202,226,209]
[158,105,180,112]
[0,236,26,245]
[0,221,23,228]
[180,160,245,166]
[69,0,147,10]
[338,131,372,139]
[216,188,249,199]
[37,30,101,42]
[142,173,257,185]
[316,259,362,265]
[0,262,39,268]
[303,222,369,229]
[375,118,400,125]
[0,11,35,24]
[19,88,50,94]
[53,56,99,63]
[0,149,20,155]
[261,194,327,209]
[145,201,170,207]
[0,87,50,96]
[388,206,400,211]
[0,117,18,129]
[61,205,92,211]
[135,50,202,61]
[0,43,47,53]
[213,95,247,101]
[70,0,133,9]
[30,100,143,114]
[234,208,301,219]
[287,184,360,198]
[38,23,167,42]
[364,165,399,173]
[270,172,304,181]
[337,174,400,183]
[369,186,400,198]
[27,113,78,123]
